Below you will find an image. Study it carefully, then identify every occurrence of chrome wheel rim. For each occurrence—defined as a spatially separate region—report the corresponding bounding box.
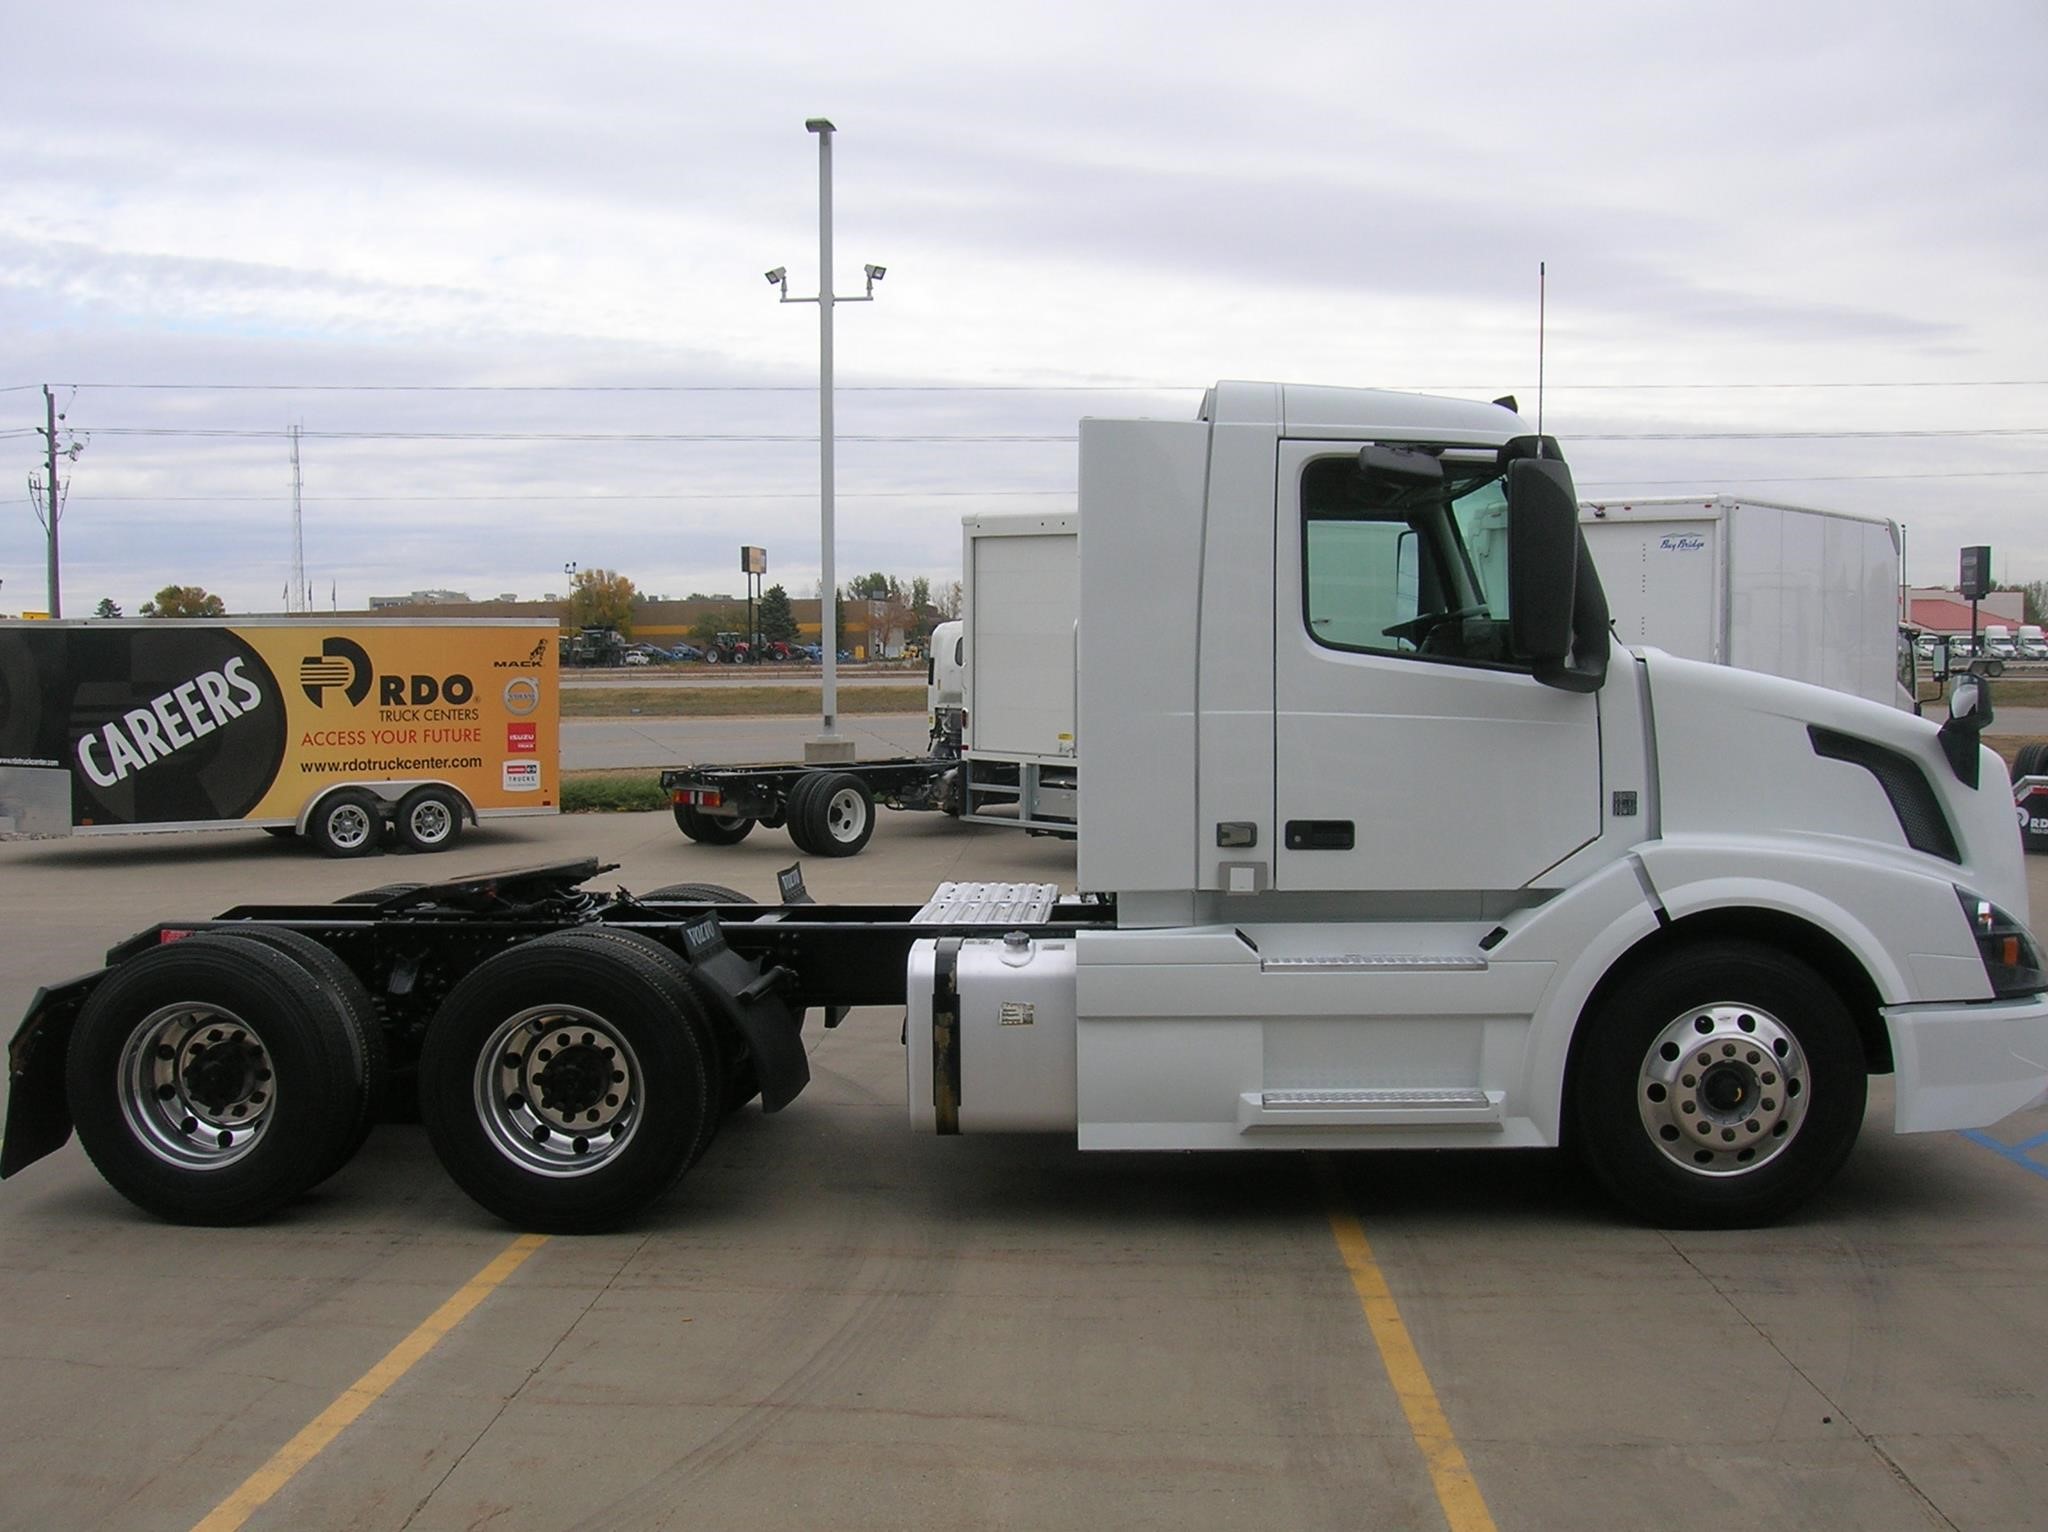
[474,1005,642,1177]
[1638,1003,1810,1174]
[409,799,453,845]
[119,1004,275,1168]
[327,802,375,851]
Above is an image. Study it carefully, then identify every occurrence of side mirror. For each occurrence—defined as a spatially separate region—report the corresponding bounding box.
[1506,458,1577,663]
[1938,674,1994,789]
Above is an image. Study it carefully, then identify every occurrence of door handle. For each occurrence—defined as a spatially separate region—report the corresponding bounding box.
[1285,820,1355,851]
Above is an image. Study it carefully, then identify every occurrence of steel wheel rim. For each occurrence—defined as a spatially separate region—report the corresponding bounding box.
[473,1005,643,1177]
[119,1004,275,1168]
[1637,1002,1810,1175]
[409,798,452,845]
[824,787,868,842]
[328,802,375,850]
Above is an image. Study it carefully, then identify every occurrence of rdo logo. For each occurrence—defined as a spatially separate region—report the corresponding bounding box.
[299,636,473,709]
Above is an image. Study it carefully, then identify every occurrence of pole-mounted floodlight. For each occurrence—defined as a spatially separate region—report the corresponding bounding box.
[770,118,886,754]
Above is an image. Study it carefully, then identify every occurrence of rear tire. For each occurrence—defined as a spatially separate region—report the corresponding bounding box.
[782,772,825,854]
[65,936,367,1224]
[1572,939,1865,1228]
[2010,741,2048,782]
[799,771,875,857]
[634,886,765,1113]
[394,786,465,853]
[308,789,383,859]
[641,882,754,904]
[418,932,714,1232]
[673,804,755,845]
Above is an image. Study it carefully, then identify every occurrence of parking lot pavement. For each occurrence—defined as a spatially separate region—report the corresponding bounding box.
[3,814,2048,1530]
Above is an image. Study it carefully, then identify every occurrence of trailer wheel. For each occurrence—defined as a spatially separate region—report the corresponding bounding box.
[1571,939,1865,1228]
[799,771,875,857]
[419,932,713,1232]
[309,788,384,858]
[2010,741,2048,782]
[673,804,755,845]
[394,786,466,853]
[65,935,369,1224]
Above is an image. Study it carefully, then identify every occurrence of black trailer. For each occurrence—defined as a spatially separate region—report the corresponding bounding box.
[2,859,1102,1234]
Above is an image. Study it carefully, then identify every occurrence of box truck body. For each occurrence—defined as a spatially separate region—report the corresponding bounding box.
[1579,497,1904,707]
[960,512,1079,829]
[0,618,558,853]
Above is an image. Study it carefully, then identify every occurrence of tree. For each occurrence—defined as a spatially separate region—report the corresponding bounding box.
[936,580,963,620]
[94,597,122,619]
[690,608,744,648]
[563,568,636,635]
[910,576,931,612]
[141,585,226,618]
[758,583,800,643]
[850,571,892,600]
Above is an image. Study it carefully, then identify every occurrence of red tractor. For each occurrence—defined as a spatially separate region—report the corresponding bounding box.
[703,632,752,665]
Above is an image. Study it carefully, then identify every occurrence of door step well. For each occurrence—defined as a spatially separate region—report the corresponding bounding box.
[1237,1086,1504,1131]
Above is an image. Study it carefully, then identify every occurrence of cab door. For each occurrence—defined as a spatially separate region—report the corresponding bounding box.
[1272,441,1601,893]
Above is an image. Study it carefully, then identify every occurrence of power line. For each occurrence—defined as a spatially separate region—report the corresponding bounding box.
[19,378,2048,393]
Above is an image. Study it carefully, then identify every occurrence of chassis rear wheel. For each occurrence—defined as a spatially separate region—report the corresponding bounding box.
[797,771,875,857]
[673,804,755,845]
[1572,939,1865,1228]
[419,931,714,1232]
[65,935,369,1224]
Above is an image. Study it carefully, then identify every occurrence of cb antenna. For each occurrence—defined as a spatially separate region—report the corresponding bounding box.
[1536,260,1547,454]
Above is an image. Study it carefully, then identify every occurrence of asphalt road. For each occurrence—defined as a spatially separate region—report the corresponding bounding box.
[3,813,2048,1530]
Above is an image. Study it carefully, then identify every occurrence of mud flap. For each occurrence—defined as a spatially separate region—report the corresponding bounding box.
[679,918,811,1112]
[1,973,103,1178]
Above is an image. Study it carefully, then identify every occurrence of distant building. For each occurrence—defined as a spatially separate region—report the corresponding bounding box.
[368,589,473,609]
[1906,585,2023,637]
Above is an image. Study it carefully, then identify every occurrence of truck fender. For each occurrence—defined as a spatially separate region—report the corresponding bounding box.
[0,970,106,1178]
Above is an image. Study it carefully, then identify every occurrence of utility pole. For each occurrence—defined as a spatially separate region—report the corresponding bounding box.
[29,385,74,619]
[290,423,306,612]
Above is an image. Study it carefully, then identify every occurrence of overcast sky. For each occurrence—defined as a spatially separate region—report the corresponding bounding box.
[3,0,2043,616]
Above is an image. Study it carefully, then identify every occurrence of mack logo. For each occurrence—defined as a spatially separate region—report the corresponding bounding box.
[493,638,549,669]
[300,637,373,707]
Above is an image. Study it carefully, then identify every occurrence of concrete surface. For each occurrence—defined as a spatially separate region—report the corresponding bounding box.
[2,813,2047,1530]
[563,713,929,771]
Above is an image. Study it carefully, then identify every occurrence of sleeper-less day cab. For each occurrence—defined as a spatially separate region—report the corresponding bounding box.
[6,384,2046,1232]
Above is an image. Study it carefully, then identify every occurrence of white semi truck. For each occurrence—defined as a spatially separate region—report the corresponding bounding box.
[1578,497,1912,709]
[7,382,2046,1235]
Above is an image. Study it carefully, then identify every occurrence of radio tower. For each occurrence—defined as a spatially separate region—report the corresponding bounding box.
[289,423,307,612]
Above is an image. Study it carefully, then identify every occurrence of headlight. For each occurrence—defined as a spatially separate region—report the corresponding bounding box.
[1956,889,2048,997]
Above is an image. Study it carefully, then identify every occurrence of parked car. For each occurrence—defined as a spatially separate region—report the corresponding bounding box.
[622,650,652,666]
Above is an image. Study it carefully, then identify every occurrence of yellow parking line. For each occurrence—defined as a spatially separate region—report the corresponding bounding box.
[191,1233,548,1532]
[1315,1158,1497,1532]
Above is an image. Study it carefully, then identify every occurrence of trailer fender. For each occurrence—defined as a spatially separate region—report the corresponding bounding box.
[677,922,811,1112]
[1,971,106,1178]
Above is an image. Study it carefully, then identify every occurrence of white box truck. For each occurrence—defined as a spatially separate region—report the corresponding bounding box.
[660,514,1080,855]
[958,511,1078,832]
[1579,497,1909,709]
[14,383,2047,1236]
[0,618,559,856]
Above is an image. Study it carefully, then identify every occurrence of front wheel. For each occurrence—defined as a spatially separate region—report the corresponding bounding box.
[308,788,383,858]
[1571,939,1866,1228]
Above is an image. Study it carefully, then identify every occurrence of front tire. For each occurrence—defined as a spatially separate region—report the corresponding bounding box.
[1572,939,1866,1228]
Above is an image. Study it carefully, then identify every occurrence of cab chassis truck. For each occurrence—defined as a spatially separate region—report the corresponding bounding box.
[7,382,2048,1235]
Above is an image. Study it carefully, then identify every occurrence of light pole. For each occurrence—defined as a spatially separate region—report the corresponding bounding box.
[768,117,885,761]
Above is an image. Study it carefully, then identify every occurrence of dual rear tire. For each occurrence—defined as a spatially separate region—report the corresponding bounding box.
[785,771,876,857]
